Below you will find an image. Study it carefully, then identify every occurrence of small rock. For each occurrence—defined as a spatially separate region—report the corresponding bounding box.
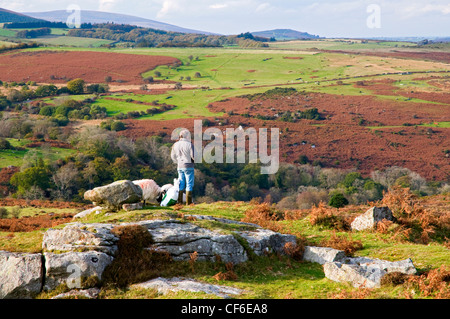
[122,202,143,211]
[303,246,346,265]
[73,206,103,219]
[131,277,243,298]
[51,287,100,299]
[235,229,297,256]
[351,206,394,231]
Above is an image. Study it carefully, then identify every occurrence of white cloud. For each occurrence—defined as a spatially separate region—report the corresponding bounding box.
[157,0,182,18]
[408,4,450,15]
[99,0,118,11]
[256,2,270,12]
[210,3,228,10]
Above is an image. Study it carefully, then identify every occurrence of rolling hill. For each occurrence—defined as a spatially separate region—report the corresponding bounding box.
[0,7,45,23]
[23,10,213,35]
[251,28,320,40]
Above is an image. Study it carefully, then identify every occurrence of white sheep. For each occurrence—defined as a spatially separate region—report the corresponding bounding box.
[132,179,162,205]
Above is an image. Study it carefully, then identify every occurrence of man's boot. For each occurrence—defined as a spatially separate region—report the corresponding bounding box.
[186,191,193,205]
[177,190,184,204]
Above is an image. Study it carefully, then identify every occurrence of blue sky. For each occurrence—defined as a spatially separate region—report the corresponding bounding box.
[1,0,449,37]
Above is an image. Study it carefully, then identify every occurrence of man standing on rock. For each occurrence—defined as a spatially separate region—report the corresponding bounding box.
[171,129,195,205]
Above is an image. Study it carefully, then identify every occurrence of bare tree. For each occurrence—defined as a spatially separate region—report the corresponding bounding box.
[52,162,79,200]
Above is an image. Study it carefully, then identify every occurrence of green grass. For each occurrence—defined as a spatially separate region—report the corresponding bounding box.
[35,36,114,48]
[419,121,450,128]
[0,39,16,46]
[0,206,79,218]
[0,28,17,37]
[375,94,450,105]
[0,230,44,254]
[97,90,227,120]
[268,39,418,51]
[142,50,316,88]
[367,122,450,130]
[0,138,76,168]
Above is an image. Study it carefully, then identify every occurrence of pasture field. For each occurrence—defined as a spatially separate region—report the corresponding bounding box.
[35,35,114,48]
[0,138,76,168]
[48,45,445,120]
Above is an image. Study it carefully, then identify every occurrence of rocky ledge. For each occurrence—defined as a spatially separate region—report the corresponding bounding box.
[0,216,296,299]
[0,213,418,298]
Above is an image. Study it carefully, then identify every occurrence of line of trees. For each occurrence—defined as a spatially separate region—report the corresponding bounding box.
[4,21,93,29]
[67,23,268,48]
[16,27,51,38]
[0,42,39,53]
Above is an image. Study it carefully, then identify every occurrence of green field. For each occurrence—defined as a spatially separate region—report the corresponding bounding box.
[0,138,76,168]
[6,42,447,122]
[35,35,114,48]
[267,39,418,50]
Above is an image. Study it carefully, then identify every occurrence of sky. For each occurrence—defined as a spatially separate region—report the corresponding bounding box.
[1,0,449,38]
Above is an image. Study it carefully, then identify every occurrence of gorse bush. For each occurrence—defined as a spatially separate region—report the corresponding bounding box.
[328,193,349,208]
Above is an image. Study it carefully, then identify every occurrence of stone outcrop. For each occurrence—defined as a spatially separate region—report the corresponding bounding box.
[131,277,243,298]
[1,215,298,299]
[351,206,395,231]
[302,246,346,265]
[0,251,43,299]
[84,180,143,211]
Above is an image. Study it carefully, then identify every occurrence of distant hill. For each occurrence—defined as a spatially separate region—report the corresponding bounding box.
[23,10,213,35]
[251,29,320,40]
[0,7,46,23]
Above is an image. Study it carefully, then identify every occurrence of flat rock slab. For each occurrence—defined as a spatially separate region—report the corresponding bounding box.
[42,217,298,266]
[131,277,243,298]
[138,219,249,264]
